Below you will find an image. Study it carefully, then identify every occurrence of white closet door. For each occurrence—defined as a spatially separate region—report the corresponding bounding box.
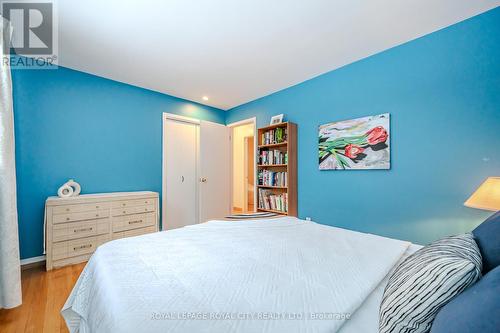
[163,119,199,229]
[199,121,230,222]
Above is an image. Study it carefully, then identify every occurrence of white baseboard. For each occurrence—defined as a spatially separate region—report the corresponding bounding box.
[20,255,46,266]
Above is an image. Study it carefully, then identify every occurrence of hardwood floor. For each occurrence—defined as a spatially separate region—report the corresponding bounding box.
[0,263,85,333]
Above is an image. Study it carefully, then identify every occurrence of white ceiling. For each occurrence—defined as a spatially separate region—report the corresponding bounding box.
[57,0,499,110]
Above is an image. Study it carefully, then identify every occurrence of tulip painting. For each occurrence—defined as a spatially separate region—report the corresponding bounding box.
[319,113,390,170]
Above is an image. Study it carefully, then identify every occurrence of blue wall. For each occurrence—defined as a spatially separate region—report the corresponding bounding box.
[226,8,500,245]
[13,9,500,259]
[12,67,225,259]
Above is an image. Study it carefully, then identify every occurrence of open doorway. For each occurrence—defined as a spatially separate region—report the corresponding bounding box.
[229,118,256,214]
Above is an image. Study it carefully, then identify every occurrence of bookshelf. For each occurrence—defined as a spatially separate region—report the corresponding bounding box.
[257,122,297,216]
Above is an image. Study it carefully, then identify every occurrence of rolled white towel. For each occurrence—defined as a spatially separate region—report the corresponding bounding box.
[66,179,81,196]
[57,184,74,198]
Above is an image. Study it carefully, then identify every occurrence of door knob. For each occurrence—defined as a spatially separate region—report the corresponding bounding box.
[200,177,207,183]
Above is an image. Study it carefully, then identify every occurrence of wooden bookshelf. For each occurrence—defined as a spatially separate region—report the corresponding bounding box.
[257,208,289,215]
[258,142,288,148]
[257,122,297,216]
[257,164,287,167]
[257,185,288,189]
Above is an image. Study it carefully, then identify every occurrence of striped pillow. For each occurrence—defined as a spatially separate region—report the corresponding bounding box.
[379,233,482,333]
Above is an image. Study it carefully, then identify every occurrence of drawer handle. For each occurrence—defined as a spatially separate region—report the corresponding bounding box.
[73,244,92,251]
[144,208,148,211]
[66,217,70,221]
[122,210,126,214]
[122,203,126,206]
[66,208,70,212]
[74,227,93,233]
[128,220,143,225]
[96,205,100,209]
[95,214,99,217]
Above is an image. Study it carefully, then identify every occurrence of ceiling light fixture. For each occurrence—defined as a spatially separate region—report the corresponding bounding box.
[202,96,209,101]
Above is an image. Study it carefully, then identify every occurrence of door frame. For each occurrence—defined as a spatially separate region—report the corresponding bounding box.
[162,113,201,230]
[243,135,254,212]
[227,117,257,213]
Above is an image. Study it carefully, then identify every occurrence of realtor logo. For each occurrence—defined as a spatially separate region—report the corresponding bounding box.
[1,0,58,68]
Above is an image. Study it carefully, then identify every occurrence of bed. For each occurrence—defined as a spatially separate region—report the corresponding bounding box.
[62,217,421,333]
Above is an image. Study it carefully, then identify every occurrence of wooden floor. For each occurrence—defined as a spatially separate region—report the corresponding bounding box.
[0,263,85,333]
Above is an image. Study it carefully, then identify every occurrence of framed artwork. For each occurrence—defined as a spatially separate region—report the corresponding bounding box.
[318,113,390,170]
[270,114,284,125]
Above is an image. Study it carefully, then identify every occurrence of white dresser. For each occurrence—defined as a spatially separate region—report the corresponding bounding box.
[45,191,159,270]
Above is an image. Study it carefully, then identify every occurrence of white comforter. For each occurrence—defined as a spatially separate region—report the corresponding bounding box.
[62,217,410,333]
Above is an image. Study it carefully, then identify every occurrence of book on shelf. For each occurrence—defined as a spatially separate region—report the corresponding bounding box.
[258,189,288,213]
[258,170,287,187]
[258,150,287,165]
[261,127,287,145]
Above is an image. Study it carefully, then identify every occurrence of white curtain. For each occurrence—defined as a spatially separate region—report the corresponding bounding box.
[0,18,22,309]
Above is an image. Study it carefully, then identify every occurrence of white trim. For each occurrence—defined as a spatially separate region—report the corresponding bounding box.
[163,112,200,125]
[161,115,167,231]
[227,117,257,212]
[20,255,46,266]
[227,117,257,128]
[195,123,201,224]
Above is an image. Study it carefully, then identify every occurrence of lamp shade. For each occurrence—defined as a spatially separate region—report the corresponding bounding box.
[464,177,500,211]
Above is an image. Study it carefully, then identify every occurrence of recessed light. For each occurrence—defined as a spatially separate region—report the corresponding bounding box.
[202,96,209,101]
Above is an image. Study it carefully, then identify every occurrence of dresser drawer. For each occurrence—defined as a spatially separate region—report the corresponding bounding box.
[112,225,156,240]
[113,212,156,232]
[52,234,110,261]
[53,209,110,224]
[112,204,155,217]
[53,219,110,242]
[112,198,155,209]
[53,202,110,215]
